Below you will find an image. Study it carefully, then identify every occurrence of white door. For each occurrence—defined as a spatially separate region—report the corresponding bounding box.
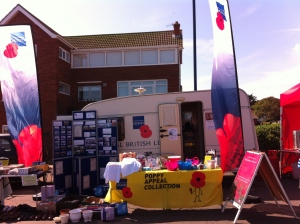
[158,104,182,156]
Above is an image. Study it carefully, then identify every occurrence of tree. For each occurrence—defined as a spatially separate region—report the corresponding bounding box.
[251,97,280,122]
[248,94,258,106]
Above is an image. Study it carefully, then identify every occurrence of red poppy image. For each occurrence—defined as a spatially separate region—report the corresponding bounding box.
[140,125,152,138]
[216,113,244,172]
[4,43,18,58]
[12,124,42,166]
[122,187,133,198]
[190,172,206,188]
[216,12,224,30]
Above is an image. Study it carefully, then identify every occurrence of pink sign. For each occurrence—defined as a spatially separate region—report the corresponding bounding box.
[228,152,262,205]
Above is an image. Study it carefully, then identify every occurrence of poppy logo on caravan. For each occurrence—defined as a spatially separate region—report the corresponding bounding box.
[11,32,26,47]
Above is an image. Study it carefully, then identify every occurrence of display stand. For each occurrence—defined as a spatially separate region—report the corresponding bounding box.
[97,118,118,185]
[52,120,73,194]
[72,111,98,195]
[222,151,298,223]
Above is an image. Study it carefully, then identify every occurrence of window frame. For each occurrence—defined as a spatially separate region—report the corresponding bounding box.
[117,80,167,97]
[59,47,70,63]
[59,82,70,95]
[71,48,177,68]
[78,85,102,102]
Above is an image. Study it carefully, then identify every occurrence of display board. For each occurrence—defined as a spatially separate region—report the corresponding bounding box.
[97,118,118,156]
[222,151,297,223]
[53,157,73,195]
[52,120,72,158]
[97,118,118,185]
[72,111,97,156]
[74,156,98,195]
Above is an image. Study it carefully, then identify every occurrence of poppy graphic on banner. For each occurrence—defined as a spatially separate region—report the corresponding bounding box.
[208,0,244,172]
[0,25,42,166]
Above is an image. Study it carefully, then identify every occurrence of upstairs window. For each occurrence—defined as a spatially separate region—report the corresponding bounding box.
[59,47,70,63]
[78,85,101,101]
[73,53,87,67]
[72,48,177,68]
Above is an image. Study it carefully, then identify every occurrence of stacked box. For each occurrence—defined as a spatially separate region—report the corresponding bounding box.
[110,202,128,215]
[41,185,55,201]
[56,195,87,215]
[101,207,115,221]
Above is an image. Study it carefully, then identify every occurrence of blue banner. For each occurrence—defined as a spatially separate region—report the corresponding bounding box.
[209,0,244,172]
[0,25,42,166]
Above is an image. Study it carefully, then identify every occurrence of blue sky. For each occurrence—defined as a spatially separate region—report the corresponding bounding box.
[1,0,299,100]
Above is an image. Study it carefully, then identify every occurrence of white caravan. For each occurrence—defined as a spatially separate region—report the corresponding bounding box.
[81,89,258,165]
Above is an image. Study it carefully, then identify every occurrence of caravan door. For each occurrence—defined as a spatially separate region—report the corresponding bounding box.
[158,104,182,156]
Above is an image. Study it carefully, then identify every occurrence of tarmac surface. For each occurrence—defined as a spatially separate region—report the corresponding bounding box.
[2,172,300,224]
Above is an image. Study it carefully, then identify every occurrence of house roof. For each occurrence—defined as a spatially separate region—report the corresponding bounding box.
[63,31,183,50]
[0,4,61,38]
[1,4,183,51]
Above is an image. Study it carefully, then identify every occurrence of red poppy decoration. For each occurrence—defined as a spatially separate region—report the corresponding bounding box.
[216,113,244,172]
[122,187,133,198]
[3,43,18,58]
[140,125,152,138]
[216,12,224,30]
[12,124,42,166]
[190,172,206,188]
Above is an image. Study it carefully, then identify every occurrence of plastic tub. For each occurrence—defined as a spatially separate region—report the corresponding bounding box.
[0,157,9,166]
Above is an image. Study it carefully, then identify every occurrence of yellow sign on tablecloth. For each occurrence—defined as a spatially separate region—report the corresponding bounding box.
[105,168,223,209]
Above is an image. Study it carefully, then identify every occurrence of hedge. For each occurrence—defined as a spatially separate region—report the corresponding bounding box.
[255,123,280,151]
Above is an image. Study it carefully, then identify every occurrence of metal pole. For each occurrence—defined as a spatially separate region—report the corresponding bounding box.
[193,0,197,91]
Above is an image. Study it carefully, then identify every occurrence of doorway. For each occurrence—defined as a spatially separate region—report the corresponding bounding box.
[181,102,205,161]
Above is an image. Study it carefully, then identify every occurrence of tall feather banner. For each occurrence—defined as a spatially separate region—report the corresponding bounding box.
[0,25,42,166]
[209,0,244,172]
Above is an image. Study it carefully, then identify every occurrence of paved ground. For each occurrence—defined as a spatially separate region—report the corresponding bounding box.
[2,173,300,224]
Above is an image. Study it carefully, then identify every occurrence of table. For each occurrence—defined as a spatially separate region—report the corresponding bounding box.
[279,149,300,179]
[105,168,223,209]
[0,170,49,205]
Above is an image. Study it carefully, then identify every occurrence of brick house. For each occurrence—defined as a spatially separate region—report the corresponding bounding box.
[0,4,183,162]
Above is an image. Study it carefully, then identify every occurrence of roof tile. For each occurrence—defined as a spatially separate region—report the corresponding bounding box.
[62,30,182,50]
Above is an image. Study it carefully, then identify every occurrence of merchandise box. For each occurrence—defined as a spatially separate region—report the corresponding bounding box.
[81,196,103,205]
[36,201,56,212]
[34,164,49,171]
[56,195,88,215]
[41,185,55,201]
[110,202,128,216]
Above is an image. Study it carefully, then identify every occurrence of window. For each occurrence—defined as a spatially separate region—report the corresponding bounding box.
[141,50,158,64]
[107,52,122,66]
[2,125,8,134]
[78,85,101,101]
[73,54,88,67]
[72,48,177,68]
[160,49,175,63]
[117,80,167,97]
[124,51,140,65]
[59,82,70,95]
[89,52,105,67]
[59,47,70,63]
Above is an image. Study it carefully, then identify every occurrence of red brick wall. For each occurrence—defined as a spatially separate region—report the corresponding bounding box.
[70,64,180,109]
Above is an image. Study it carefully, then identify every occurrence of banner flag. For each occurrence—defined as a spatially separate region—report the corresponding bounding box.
[208,0,244,172]
[0,25,42,166]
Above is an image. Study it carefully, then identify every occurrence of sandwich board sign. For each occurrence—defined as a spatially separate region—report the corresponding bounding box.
[222,150,298,223]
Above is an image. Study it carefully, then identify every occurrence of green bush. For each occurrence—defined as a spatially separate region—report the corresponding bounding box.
[255,123,280,151]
